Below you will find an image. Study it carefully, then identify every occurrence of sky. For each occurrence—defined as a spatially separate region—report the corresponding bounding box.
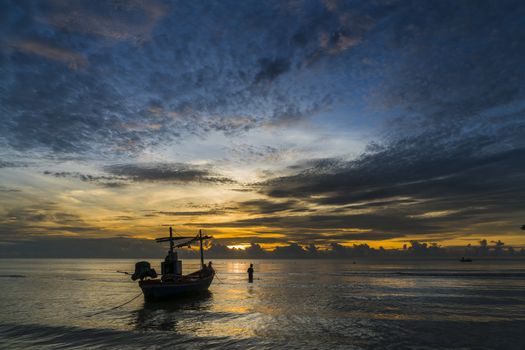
[1,0,525,256]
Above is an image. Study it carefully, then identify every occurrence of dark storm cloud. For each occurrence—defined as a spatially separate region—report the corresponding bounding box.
[104,163,235,184]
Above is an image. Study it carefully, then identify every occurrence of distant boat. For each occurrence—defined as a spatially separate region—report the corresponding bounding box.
[459,257,473,262]
[131,227,215,301]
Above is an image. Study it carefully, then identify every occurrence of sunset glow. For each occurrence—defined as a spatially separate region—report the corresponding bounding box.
[1,0,524,258]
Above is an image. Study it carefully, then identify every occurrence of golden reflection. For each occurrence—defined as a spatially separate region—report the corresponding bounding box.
[225,261,251,274]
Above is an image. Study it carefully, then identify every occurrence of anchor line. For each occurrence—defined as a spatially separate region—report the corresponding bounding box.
[86,292,142,317]
[214,270,226,284]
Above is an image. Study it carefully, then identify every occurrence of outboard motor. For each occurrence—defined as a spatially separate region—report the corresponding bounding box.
[131,261,158,281]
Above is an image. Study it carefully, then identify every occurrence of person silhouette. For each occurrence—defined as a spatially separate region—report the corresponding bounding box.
[247,263,254,283]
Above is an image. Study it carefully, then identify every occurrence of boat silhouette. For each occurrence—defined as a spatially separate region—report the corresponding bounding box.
[132,227,215,301]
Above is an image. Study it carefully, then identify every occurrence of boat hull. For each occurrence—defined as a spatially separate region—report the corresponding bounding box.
[139,270,214,301]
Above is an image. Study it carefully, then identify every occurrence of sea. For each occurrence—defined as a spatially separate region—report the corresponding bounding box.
[1,259,524,350]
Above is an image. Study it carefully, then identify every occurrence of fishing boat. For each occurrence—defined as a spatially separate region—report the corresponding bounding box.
[131,227,215,301]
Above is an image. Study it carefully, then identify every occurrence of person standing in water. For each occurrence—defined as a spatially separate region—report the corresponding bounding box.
[247,263,254,282]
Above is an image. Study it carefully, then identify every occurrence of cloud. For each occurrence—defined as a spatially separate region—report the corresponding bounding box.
[0,236,164,258]
[42,163,237,186]
[104,163,235,184]
[256,123,525,237]
[6,39,87,69]
[205,228,405,246]
[156,210,226,217]
[0,202,100,239]
[1,235,522,258]
[203,116,259,135]
[238,199,303,214]
[319,29,361,55]
[0,187,21,193]
[254,58,291,83]
[0,160,26,168]
[0,0,354,159]
[43,171,128,187]
[2,0,523,162]
[197,213,434,236]
[1,0,525,248]
[226,144,282,164]
[39,0,168,42]
[375,0,525,131]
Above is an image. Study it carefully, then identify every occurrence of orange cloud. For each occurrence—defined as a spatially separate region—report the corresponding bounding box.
[7,40,87,69]
[42,0,168,42]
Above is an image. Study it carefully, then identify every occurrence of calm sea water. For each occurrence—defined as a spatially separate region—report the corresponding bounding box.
[1,259,524,349]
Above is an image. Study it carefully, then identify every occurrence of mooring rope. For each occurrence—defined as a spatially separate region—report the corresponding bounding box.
[86,292,143,317]
[86,268,236,317]
[214,271,224,284]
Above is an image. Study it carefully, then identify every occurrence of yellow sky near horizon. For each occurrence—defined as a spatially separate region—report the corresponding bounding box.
[1,162,525,252]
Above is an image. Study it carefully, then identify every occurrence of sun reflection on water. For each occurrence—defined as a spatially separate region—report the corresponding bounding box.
[1,259,525,349]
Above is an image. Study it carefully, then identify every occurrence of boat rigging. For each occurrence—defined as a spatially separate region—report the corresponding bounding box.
[131,227,215,300]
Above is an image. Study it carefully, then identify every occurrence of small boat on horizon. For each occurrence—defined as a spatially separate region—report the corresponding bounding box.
[131,227,215,301]
[459,257,473,262]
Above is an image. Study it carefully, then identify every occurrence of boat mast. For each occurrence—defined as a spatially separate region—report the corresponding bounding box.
[155,227,211,267]
[199,229,204,268]
[169,226,174,254]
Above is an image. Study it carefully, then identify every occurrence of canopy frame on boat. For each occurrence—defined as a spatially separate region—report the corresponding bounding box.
[155,227,212,267]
